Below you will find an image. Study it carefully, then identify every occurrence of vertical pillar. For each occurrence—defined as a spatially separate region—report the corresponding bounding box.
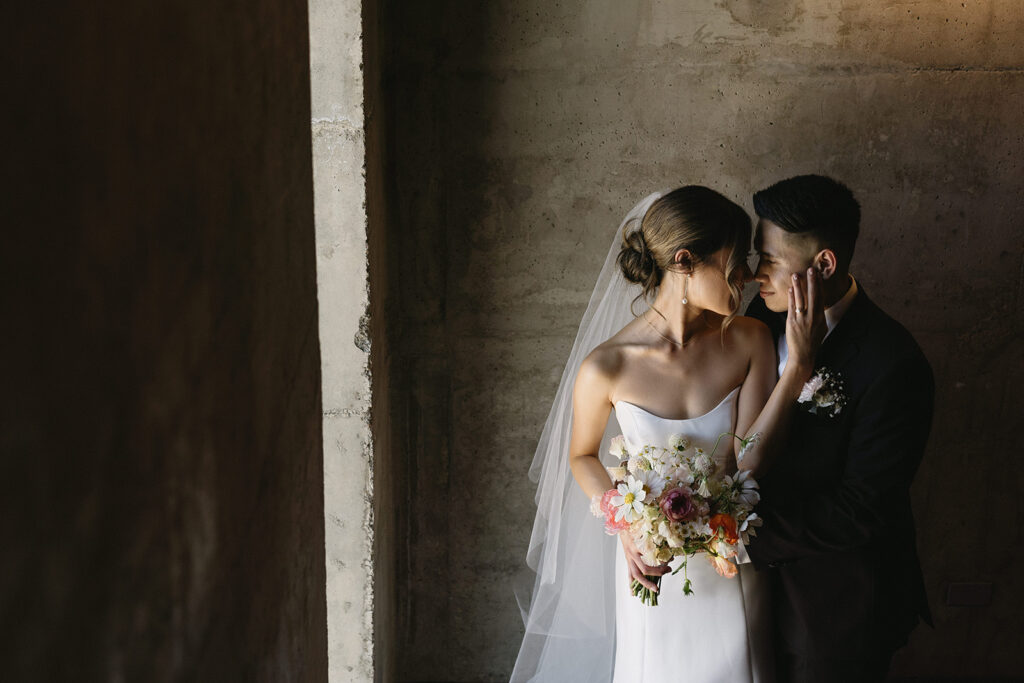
[308,1,375,680]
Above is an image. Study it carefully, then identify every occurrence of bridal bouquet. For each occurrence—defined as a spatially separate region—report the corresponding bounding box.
[591,431,762,606]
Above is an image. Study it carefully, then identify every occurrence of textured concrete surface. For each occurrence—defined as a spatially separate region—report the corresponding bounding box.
[3,1,327,680]
[376,1,1024,680]
[309,0,378,680]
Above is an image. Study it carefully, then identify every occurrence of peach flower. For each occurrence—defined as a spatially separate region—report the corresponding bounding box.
[709,554,738,578]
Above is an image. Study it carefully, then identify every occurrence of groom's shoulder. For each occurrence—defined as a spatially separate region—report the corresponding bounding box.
[855,293,932,375]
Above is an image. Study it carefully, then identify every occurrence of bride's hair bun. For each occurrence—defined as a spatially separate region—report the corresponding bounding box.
[617,229,660,288]
[613,187,752,329]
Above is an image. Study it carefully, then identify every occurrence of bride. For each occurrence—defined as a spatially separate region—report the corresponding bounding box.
[511,187,823,683]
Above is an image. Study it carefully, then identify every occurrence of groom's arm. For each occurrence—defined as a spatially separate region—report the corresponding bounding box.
[746,351,934,566]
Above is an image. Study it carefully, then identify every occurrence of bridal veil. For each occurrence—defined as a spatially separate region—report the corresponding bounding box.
[510,192,663,682]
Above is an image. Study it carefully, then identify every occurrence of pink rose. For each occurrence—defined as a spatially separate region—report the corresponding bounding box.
[659,487,697,522]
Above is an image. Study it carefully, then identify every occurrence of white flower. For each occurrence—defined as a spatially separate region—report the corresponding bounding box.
[697,478,711,498]
[798,369,848,416]
[732,469,760,509]
[715,538,737,558]
[610,477,646,523]
[664,464,694,486]
[737,432,761,463]
[627,454,650,473]
[689,520,713,537]
[633,469,667,500]
[606,466,628,483]
[693,448,716,478]
[608,435,630,458]
[798,374,824,404]
[635,533,660,565]
[651,459,674,479]
[739,513,763,545]
[655,545,674,564]
[658,520,686,548]
[668,433,691,452]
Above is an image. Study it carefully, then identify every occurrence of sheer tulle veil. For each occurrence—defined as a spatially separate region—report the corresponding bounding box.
[510,191,663,683]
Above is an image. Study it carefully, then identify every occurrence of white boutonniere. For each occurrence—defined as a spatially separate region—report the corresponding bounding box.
[797,368,848,417]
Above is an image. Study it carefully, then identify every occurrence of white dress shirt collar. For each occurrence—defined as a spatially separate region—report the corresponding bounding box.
[823,275,858,337]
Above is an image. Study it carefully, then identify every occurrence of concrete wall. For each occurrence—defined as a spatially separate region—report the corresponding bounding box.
[379,1,1024,680]
[308,0,381,680]
[3,1,327,680]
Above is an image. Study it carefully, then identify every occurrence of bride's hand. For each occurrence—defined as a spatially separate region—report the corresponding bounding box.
[619,532,669,591]
[785,267,827,375]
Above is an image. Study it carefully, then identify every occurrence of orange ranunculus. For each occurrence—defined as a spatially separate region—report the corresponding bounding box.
[709,554,738,578]
[709,513,740,545]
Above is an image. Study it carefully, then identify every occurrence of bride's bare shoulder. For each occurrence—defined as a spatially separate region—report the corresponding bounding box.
[724,315,773,354]
[578,318,647,381]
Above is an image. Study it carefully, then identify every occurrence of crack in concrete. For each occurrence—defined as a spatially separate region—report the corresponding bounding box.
[311,116,362,128]
[323,407,370,419]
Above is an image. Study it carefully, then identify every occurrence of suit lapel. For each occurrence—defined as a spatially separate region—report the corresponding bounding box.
[816,287,874,373]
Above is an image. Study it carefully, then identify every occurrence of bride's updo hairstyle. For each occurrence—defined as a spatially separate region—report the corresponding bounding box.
[617,185,751,327]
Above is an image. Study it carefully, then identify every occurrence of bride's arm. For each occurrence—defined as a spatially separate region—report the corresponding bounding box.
[732,320,776,472]
[568,349,669,591]
[734,270,826,476]
[567,351,617,499]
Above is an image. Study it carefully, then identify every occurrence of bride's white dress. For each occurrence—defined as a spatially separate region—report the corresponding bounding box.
[611,387,775,683]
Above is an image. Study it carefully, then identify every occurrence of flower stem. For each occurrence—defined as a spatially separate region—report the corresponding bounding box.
[710,431,749,459]
[631,575,662,606]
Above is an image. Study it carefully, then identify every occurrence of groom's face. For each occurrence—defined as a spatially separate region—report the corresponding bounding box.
[752,219,818,313]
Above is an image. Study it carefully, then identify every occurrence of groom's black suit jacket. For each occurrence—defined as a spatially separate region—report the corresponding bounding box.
[746,287,934,659]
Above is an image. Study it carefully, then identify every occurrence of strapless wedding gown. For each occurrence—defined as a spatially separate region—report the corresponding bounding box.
[611,387,774,683]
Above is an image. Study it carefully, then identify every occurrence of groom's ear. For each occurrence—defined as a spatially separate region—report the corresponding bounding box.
[813,249,839,280]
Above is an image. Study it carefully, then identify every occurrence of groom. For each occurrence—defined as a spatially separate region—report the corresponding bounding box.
[744,175,934,682]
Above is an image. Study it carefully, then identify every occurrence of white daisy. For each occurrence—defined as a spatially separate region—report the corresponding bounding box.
[610,476,646,523]
[633,468,667,499]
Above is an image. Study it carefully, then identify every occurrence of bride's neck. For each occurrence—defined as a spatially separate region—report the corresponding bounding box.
[647,287,708,345]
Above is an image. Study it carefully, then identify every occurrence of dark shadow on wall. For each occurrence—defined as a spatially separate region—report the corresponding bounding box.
[2,1,327,680]
[369,1,506,681]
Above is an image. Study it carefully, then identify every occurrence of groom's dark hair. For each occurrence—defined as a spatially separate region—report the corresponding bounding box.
[753,174,860,271]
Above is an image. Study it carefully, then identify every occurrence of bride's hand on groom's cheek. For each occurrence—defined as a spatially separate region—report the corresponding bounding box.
[619,532,669,591]
[786,267,827,373]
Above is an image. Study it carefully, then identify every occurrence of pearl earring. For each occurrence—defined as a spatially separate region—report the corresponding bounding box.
[681,274,690,305]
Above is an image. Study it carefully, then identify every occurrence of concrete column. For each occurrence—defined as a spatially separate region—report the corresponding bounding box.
[308,0,375,680]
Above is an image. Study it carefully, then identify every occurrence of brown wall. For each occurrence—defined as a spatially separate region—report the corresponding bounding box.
[377,1,1024,681]
[3,2,327,680]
